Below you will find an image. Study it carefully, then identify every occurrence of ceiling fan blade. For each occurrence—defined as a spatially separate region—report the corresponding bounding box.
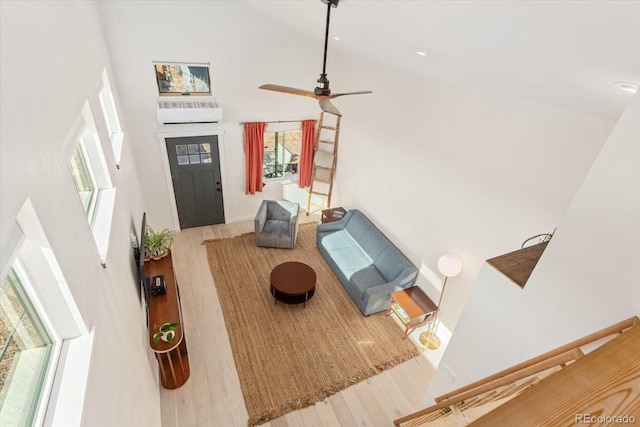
[259,84,318,99]
[319,98,342,117]
[328,90,373,99]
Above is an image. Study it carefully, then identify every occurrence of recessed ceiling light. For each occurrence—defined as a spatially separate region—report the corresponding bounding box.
[414,50,428,57]
[613,81,639,93]
[333,36,340,41]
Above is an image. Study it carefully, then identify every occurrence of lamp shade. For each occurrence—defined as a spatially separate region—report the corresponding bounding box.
[438,254,462,278]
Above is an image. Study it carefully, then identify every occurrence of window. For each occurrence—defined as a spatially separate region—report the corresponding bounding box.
[98,70,124,166]
[69,143,98,219]
[0,262,58,426]
[263,130,301,179]
[1,203,93,426]
[66,103,116,264]
[154,62,211,96]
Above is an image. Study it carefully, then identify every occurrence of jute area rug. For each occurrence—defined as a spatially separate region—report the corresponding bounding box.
[203,222,420,426]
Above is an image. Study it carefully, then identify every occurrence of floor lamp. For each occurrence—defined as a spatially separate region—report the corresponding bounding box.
[420,254,462,350]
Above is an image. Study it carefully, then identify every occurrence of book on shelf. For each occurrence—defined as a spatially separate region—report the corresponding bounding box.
[390,303,410,323]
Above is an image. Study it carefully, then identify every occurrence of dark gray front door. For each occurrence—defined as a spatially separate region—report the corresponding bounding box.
[166,135,224,228]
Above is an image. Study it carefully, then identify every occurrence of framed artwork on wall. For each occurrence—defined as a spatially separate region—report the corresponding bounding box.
[154,61,211,96]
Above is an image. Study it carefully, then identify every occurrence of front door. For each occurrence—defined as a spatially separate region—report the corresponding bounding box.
[165,135,225,228]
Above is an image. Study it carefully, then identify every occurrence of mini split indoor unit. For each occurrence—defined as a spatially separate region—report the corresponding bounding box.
[156,99,223,124]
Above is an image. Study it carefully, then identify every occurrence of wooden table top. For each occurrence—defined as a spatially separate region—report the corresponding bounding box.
[391,286,437,319]
[146,253,183,353]
[270,261,316,296]
[321,207,347,223]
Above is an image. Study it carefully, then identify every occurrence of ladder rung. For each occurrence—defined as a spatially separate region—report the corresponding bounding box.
[311,190,329,196]
[321,125,336,131]
[319,139,335,145]
[313,167,333,182]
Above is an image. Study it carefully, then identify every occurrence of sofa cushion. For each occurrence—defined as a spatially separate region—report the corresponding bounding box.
[330,246,373,280]
[350,265,387,298]
[358,227,389,261]
[375,246,408,282]
[344,213,370,240]
[317,229,357,251]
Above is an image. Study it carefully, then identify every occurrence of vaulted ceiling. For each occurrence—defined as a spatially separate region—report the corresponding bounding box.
[243,0,640,119]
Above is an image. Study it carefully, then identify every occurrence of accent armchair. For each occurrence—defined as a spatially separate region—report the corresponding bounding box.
[254,200,300,249]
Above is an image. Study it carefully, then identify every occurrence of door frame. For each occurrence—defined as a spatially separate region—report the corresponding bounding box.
[156,129,227,230]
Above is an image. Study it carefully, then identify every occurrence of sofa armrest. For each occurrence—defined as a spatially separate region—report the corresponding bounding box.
[317,209,355,233]
[361,268,416,304]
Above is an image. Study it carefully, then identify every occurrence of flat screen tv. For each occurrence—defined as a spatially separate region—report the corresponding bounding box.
[139,212,150,308]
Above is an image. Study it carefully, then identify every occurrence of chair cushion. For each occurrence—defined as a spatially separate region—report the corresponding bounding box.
[262,219,290,236]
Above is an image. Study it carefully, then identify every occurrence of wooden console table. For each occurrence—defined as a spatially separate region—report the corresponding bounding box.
[146,253,190,389]
[388,287,437,338]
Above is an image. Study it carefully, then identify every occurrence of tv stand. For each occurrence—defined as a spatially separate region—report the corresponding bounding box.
[146,252,190,389]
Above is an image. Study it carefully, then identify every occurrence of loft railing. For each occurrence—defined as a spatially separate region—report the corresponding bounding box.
[394,316,639,427]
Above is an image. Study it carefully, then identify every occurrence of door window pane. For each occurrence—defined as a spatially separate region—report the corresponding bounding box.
[177,155,189,165]
[0,266,55,426]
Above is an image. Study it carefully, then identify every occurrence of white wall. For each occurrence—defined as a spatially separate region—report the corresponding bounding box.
[97,1,324,229]
[329,53,619,329]
[425,92,640,401]
[98,1,618,333]
[0,2,160,426]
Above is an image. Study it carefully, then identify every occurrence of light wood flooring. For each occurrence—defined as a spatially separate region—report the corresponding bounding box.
[160,215,435,426]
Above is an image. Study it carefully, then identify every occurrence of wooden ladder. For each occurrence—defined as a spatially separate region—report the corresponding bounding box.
[306,112,341,215]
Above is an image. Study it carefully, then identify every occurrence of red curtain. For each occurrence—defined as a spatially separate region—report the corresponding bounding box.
[298,119,316,188]
[243,122,266,195]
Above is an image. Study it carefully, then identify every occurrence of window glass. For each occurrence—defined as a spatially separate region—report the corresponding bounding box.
[175,143,212,165]
[98,70,124,165]
[263,130,301,179]
[0,264,56,426]
[69,144,97,218]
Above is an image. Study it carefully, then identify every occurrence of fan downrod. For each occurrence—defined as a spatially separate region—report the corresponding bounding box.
[315,0,339,96]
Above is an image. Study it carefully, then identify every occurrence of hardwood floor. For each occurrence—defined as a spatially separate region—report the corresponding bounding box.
[160,215,435,426]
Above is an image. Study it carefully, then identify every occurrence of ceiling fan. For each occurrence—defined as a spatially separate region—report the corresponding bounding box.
[259,0,372,117]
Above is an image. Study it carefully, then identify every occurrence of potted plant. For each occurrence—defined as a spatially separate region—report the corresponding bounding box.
[145,225,173,260]
[153,322,179,344]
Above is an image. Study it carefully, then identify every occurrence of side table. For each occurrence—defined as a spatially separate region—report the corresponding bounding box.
[388,286,437,338]
[321,207,347,223]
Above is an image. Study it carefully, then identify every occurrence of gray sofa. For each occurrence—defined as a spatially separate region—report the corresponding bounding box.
[316,209,418,316]
[255,200,299,249]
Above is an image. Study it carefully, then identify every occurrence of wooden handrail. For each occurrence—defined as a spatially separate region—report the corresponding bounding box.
[393,316,639,427]
[435,316,638,403]
[393,349,580,427]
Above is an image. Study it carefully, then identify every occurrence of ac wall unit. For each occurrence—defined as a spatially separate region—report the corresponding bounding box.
[157,99,223,124]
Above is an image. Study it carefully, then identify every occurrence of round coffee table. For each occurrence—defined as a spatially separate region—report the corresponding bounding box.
[270,261,316,307]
